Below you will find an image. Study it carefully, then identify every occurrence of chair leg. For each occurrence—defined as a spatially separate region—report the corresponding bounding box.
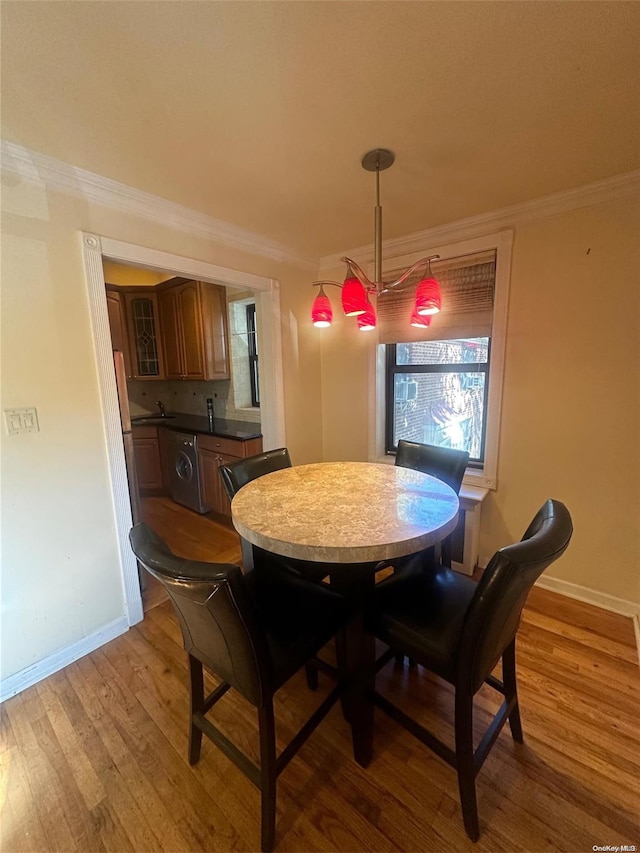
[393,652,418,667]
[455,689,480,842]
[502,639,523,743]
[188,654,204,765]
[258,702,277,853]
[305,661,319,691]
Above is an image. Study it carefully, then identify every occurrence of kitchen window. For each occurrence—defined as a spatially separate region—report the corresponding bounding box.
[374,231,513,489]
[247,303,259,407]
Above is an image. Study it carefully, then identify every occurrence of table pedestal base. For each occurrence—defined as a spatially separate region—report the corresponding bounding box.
[329,563,377,768]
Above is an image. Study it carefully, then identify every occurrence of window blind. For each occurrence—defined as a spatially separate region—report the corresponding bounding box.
[377,249,496,344]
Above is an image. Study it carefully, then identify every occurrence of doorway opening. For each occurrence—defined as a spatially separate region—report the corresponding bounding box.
[81,232,285,627]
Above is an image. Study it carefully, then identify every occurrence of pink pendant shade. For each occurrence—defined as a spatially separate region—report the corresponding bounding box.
[357,299,377,331]
[311,286,333,327]
[341,272,368,317]
[414,275,442,316]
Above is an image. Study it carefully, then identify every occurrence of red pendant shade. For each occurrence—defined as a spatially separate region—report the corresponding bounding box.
[414,276,442,316]
[341,275,368,316]
[357,300,377,331]
[410,309,432,328]
[311,288,333,327]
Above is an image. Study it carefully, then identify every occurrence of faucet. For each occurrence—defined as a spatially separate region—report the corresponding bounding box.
[155,400,166,417]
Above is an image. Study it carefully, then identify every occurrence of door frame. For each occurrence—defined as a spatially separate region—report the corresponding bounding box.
[80,232,285,626]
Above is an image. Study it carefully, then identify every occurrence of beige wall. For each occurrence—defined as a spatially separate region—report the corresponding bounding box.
[0,175,321,682]
[320,195,640,605]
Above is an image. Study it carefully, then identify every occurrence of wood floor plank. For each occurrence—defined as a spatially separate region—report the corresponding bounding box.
[0,702,16,755]
[63,659,174,853]
[88,799,136,853]
[522,607,638,665]
[4,692,80,852]
[1,744,50,853]
[35,677,106,811]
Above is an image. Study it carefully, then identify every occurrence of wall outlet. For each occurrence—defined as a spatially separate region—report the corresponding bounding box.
[4,407,39,435]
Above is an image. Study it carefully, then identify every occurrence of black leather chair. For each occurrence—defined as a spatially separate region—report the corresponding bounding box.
[129,523,349,853]
[366,499,573,841]
[395,438,470,493]
[220,447,292,494]
[395,439,470,568]
[220,448,328,584]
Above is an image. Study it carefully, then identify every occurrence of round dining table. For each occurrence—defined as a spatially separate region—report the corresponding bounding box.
[231,460,459,766]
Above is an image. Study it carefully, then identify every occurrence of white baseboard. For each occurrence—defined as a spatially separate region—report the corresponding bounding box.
[534,575,639,618]
[0,616,129,703]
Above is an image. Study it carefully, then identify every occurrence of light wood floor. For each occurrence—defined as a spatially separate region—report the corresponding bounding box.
[2,497,639,852]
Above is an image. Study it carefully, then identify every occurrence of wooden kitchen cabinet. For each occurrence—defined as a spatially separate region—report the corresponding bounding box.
[198,434,263,517]
[123,291,166,380]
[132,425,164,494]
[158,281,229,381]
[105,287,132,378]
[199,448,234,516]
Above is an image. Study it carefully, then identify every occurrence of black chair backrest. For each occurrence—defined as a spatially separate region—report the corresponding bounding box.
[395,439,469,494]
[129,523,271,706]
[220,447,292,502]
[458,499,573,693]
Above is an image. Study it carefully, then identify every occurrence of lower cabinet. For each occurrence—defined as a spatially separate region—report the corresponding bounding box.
[132,426,262,511]
[132,425,164,494]
[198,434,263,518]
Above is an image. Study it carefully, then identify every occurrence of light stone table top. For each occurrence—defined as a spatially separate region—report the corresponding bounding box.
[231,461,459,564]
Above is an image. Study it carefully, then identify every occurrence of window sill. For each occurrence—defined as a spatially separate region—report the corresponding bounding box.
[462,467,496,491]
[373,454,496,491]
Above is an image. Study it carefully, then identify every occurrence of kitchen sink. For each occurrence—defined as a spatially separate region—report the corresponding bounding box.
[131,414,177,425]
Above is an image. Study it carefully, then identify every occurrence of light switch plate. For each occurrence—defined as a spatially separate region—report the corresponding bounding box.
[4,407,39,435]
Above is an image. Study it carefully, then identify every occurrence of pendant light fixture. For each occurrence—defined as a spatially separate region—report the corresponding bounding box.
[310,284,333,327]
[311,149,442,331]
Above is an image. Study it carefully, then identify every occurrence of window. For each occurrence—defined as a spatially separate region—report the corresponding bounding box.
[246,303,260,407]
[373,231,513,489]
[386,338,490,464]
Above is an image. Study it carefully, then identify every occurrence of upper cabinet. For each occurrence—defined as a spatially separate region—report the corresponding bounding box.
[105,287,133,378]
[123,291,166,380]
[158,281,229,381]
[104,280,229,382]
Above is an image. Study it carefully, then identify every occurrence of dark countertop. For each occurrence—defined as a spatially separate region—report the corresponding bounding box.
[131,412,262,441]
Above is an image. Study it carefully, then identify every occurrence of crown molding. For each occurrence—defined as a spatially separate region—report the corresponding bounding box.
[0,140,315,268]
[319,169,640,271]
[3,141,637,274]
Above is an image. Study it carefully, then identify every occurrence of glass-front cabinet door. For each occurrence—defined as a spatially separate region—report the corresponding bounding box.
[124,292,165,380]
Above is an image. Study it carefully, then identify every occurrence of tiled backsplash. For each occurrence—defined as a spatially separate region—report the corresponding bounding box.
[127,379,261,423]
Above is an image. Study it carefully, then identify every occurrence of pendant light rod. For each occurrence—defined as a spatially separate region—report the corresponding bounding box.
[363,148,393,287]
[375,163,382,286]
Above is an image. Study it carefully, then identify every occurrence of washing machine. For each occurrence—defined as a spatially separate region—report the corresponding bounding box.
[170,432,210,514]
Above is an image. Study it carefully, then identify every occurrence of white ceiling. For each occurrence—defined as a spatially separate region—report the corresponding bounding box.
[2,1,639,261]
